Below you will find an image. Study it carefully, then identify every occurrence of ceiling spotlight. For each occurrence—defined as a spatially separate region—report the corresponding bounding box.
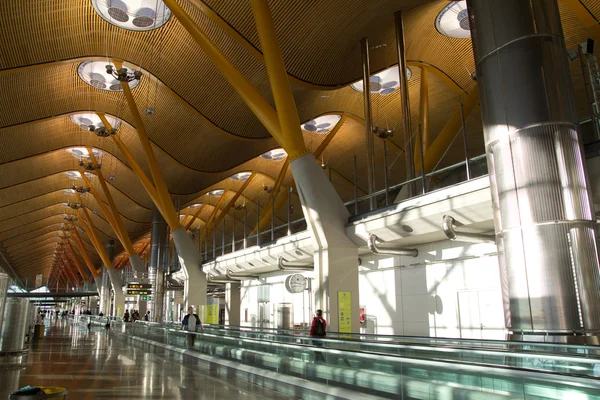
[145,107,155,115]
[373,127,394,139]
[109,175,116,181]
[263,185,272,193]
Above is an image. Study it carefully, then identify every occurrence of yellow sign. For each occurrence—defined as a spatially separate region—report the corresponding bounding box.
[338,291,352,333]
[204,303,219,325]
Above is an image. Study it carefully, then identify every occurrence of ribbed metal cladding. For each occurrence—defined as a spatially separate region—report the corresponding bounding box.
[0,298,29,352]
[0,273,9,334]
[468,0,600,337]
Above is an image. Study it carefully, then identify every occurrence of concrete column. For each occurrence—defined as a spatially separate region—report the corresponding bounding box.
[104,239,124,317]
[150,207,167,322]
[99,265,109,315]
[172,228,207,316]
[468,0,600,342]
[290,153,359,333]
[225,282,241,326]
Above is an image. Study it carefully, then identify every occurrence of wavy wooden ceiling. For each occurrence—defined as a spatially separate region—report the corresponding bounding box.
[0,0,596,283]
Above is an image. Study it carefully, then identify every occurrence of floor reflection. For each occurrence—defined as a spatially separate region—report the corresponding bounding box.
[0,323,293,399]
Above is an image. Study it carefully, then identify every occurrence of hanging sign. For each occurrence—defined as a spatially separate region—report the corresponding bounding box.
[126,289,152,296]
[35,274,43,288]
[204,298,219,324]
[338,291,352,334]
[127,283,152,289]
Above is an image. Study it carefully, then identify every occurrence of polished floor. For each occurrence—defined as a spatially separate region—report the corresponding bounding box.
[0,319,295,399]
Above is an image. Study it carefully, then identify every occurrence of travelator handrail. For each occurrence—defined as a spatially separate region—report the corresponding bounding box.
[109,319,600,400]
[119,319,600,378]
[196,323,600,353]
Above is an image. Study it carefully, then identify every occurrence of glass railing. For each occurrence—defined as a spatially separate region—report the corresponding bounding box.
[109,320,600,399]
[202,154,488,262]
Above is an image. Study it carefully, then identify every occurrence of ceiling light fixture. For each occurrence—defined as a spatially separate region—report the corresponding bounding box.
[91,0,172,31]
[301,114,342,135]
[70,113,121,136]
[351,65,411,95]
[260,148,287,162]
[78,61,141,92]
[435,1,471,39]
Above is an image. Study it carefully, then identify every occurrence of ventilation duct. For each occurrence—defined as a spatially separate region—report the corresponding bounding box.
[226,270,260,281]
[278,256,314,271]
[368,234,418,257]
[442,215,495,244]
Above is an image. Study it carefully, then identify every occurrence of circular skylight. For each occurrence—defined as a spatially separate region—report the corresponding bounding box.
[70,113,121,131]
[230,172,252,182]
[208,190,225,197]
[188,203,203,208]
[91,0,172,31]
[260,148,287,162]
[351,66,411,95]
[66,147,104,160]
[302,114,342,135]
[65,171,82,180]
[435,1,470,39]
[78,61,141,91]
[63,189,76,196]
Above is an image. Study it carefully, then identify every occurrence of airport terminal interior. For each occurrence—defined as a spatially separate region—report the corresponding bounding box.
[3,0,600,398]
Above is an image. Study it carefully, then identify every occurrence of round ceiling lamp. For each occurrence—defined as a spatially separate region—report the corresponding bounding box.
[91,0,172,31]
[351,66,411,95]
[301,114,342,135]
[230,172,252,182]
[65,147,104,160]
[435,1,471,39]
[78,61,141,92]
[207,190,225,197]
[260,148,287,162]
[69,113,121,133]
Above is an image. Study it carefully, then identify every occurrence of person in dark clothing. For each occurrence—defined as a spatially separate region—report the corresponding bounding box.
[182,306,203,348]
[123,310,130,323]
[309,309,327,362]
[143,311,150,321]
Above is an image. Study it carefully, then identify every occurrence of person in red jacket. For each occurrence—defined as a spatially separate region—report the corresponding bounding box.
[310,309,327,337]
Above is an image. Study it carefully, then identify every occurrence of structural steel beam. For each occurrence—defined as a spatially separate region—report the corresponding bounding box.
[70,227,101,278]
[415,67,429,172]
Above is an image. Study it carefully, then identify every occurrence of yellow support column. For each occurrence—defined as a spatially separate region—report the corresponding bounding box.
[62,241,89,282]
[83,148,146,273]
[160,0,283,145]
[96,113,167,221]
[184,205,207,231]
[74,208,126,317]
[69,228,100,278]
[66,236,99,279]
[250,0,359,333]
[415,67,429,173]
[200,194,227,242]
[249,0,307,159]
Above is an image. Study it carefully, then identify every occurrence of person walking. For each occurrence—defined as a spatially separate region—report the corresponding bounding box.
[143,311,150,322]
[309,309,327,362]
[182,306,203,348]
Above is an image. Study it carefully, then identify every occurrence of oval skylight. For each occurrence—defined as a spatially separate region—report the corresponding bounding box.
[260,148,288,162]
[91,0,172,31]
[351,66,411,95]
[66,147,104,160]
[230,172,252,182]
[70,113,121,131]
[63,189,76,196]
[208,190,225,197]
[435,1,470,39]
[188,203,203,208]
[302,114,342,135]
[78,61,141,91]
[65,171,83,180]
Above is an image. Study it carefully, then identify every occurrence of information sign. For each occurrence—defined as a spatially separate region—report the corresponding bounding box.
[338,291,352,333]
[204,298,219,324]
[127,283,152,289]
[35,274,43,288]
[126,289,152,296]
[140,295,153,301]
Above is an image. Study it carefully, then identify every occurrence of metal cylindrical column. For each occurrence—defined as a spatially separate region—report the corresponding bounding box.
[395,11,415,197]
[150,207,167,322]
[104,240,117,315]
[0,298,30,352]
[468,0,600,341]
[0,273,9,334]
[360,38,376,211]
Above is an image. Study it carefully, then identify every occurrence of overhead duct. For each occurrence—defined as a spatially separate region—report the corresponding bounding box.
[368,234,418,257]
[207,273,240,284]
[226,270,260,281]
[442,215,495,244]
[278,256,314,271]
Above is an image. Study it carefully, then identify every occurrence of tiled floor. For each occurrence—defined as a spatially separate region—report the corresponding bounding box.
[0,320,295,399]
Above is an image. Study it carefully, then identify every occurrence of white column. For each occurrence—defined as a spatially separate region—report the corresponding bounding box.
[171,227,207,314]
[290,153,359,333]
[225,282,241,326]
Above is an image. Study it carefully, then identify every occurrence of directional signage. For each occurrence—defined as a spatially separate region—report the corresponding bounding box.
[141,295,153,301]
[126,290,153,296]
[127,283,152,289]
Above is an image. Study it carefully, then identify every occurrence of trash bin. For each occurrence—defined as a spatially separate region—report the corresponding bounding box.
[33,325,44,340]
[10,386,67,399]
